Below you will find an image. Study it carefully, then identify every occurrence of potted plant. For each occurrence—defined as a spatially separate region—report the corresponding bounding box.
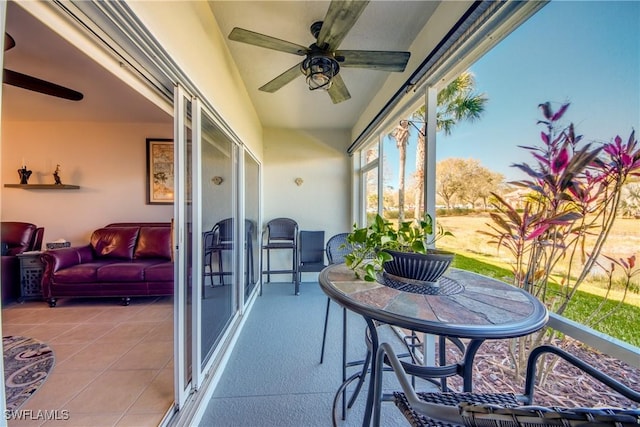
[344,213,454,284]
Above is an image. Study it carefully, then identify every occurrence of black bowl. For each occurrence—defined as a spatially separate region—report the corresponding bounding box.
[382,249,454,284]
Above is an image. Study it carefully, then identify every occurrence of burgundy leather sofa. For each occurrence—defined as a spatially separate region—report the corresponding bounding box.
[41,222,173,307]
[1,221,44,304]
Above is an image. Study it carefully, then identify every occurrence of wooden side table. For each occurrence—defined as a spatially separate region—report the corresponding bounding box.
[17,252,44,301]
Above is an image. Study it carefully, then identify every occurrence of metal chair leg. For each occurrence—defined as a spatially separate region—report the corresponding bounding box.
[320,296,331,363]
[266,248,271,283]
[292,246,297,283]
[217,250,224,285]
[208,259,214,288]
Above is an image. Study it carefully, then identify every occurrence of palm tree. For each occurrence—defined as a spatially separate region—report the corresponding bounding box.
[390,71,487,222]
[391,120,410,221]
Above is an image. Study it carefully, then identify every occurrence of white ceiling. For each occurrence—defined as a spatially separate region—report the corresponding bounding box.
[2,1,170,123]
[209,1,438,130]
[2,1,442,131]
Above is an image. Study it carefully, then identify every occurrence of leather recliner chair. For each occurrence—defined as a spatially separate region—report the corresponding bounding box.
[1,221,44,304]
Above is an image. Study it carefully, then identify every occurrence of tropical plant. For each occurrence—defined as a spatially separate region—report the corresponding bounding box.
[389,72,488,221]
[482,101,640,380]
[344,213,452,282]
[586,255,639,325]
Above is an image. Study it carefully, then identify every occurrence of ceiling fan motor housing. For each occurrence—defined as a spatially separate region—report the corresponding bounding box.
[310,21,324,43]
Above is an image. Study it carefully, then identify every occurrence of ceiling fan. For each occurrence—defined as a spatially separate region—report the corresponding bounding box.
[3,33,83,101]
[228,1,410,104]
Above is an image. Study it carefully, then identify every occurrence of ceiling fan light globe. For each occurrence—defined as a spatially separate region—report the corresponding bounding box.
[301,56,339,91]
[307,72,332,91]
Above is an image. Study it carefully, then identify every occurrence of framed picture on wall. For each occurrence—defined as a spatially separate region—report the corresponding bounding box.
[146,138,174,204]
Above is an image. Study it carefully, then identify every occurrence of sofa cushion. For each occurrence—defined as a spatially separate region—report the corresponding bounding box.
[134,227,171,260]
[52,262,110,283]
[144,262,174,282]
[97,262,146,282]
[91,227,139,259]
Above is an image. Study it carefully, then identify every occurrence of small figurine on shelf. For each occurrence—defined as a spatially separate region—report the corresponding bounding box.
[53,164,62,185]
[18,166,32,184]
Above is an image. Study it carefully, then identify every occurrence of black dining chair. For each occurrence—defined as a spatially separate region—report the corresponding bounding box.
[372,342,640,427]
[261,218,298,294]
[296,230,326,295]
[205,218,256,292]
[210,218,235,285]
[202,229,217,294]
[320,232,352,363]
[244,219,256,288]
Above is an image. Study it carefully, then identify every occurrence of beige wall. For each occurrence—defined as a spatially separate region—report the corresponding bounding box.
[127,1,264,161]
[1,121,173,245]
[262,127,351,274]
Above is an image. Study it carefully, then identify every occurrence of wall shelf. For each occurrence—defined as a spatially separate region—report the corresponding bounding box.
[4,184,80,190]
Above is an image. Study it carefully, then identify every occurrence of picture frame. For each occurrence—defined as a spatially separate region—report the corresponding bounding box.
[146,138,174,204]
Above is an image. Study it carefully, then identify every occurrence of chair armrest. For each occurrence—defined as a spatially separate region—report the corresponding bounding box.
[40,246,94,299]
[41,245,94,274]
[524,345,640,404]
[373,342,464,426]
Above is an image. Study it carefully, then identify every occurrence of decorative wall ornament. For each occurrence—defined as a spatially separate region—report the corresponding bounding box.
[295,177,304,186]
[53,164,62,185]
[18,166,32,184]
[212,176,224,185]
[146,138,174,204]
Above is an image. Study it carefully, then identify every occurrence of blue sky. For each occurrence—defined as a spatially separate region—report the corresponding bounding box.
[388,1,640,184]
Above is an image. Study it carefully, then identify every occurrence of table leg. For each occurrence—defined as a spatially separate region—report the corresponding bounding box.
[462,339,484,392]
[362,317,378,427]
[342,307,347,419]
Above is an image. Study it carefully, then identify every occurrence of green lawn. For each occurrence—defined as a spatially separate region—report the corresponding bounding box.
[449,251,640,347]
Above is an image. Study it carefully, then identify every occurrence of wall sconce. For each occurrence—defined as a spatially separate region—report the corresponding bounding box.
[212,176,224,185]
[294,177,304,186]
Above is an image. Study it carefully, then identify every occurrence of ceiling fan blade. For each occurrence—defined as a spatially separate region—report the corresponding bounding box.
[4,33,15,51]
[317,0,369,51]
[3,69,84,101]
[229,28,309,56]
[259,62,303,93]
[327,74,351,104]
[337,50,410,72]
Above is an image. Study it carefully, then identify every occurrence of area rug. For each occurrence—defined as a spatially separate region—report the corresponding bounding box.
[3,335,55,411]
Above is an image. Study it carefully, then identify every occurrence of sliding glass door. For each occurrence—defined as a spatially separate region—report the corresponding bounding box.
[244,152,260,298]
[198,106,239,366]
[174,85,193,408]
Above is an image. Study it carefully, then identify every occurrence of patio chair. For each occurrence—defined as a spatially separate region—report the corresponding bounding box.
[320,232,352,363]
[261,218,298,294]
[202,229,217,292]
[296,230,326,295]
[209,218,234,286]
[204,219,256,296]
[372,342,640,427]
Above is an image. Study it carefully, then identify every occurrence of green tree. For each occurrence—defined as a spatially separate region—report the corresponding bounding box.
[390,71,488,222]
[456,159,504,209]
[435,158,467,208]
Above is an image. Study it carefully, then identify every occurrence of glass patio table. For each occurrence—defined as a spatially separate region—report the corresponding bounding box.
[319,263,549,427]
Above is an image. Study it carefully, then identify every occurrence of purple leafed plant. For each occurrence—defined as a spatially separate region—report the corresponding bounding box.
[482,102,639,378]
[485,102,639,312]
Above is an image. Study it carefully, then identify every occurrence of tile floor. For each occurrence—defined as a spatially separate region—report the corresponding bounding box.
[2,296,174,427]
